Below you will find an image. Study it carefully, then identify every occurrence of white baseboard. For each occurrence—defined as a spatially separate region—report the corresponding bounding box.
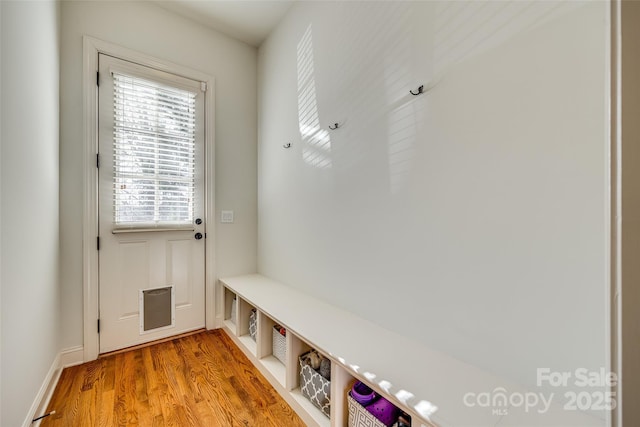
[23,345,84,427]
[60,346,84,368]
[22,353,60,427]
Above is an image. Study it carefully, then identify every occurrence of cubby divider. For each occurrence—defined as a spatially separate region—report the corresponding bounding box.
[257,311,275,359]
[237,298,257,355]
[255,311,286,387]
[223,287,236,333]
[331,362,354,425]
[287,332,312,391]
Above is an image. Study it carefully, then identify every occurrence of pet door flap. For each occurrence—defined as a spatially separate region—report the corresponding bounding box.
[140,286,175,333]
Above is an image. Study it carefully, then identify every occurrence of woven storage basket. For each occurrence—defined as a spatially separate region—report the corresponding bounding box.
[249,309,257,341]
[272,327,286,364]
[299,352,331,418]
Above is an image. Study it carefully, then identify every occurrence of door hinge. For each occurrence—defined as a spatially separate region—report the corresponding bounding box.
[97,319,100,333]
[96,153,100,168]
[97,236,100,251]
[204,233,207,239]
[200,81,207,92]
[97,71,100,87]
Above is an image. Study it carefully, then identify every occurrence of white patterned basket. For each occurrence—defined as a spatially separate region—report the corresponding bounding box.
[347,393,403,427]
[249,309,257,341]
[300,352,331,418]
[272,326,286,364]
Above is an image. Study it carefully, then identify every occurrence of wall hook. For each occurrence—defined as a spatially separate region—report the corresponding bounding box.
[283,143,292,149]
[329,123,340,130]
[410,85,425,96]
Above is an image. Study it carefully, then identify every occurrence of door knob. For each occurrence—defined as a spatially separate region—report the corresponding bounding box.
[195,232,203,240]
[195,218,202,225]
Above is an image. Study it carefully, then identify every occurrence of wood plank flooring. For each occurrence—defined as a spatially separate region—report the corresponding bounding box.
[41,329,306,427]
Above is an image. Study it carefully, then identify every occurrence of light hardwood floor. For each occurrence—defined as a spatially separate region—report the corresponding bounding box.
[41,329,306,426]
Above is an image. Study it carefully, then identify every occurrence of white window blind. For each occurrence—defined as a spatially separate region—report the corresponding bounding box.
[112,72,197,228]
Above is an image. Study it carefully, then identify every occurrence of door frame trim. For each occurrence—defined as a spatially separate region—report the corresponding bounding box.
[82,36,216,361]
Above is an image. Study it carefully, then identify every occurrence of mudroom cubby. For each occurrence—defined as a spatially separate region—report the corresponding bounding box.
[236,298,257,356]
[223,287,236,331]
[289,335,331,426]
[256,311,286,387]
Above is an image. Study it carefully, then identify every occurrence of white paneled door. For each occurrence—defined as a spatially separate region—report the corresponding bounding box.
[98,54,206,353]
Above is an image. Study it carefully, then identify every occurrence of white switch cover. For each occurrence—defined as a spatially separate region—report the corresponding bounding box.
[221,210,234,223]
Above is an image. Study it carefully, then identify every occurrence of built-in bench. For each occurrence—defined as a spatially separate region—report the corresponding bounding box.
[220,274,601,427]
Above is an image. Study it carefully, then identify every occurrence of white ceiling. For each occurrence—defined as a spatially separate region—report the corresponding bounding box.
[153,0,295,47]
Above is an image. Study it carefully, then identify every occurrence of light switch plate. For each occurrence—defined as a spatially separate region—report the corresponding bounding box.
[221,210,234,223]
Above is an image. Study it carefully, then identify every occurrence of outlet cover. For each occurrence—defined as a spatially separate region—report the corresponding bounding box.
[221,210,234,223]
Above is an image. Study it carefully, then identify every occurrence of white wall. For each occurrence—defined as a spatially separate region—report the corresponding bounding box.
[0,1,3,422]
[0,3,3,422]
[60,1,258,349]
[1,1,61,426]
[258,0,609,404]
[620,1,640,424]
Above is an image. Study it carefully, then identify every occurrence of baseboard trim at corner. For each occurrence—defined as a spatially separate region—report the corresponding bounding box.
[60,346,84,368]
[24,345,85,427]
[22,352,60,427]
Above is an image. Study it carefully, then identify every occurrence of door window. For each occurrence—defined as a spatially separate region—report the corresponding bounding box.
[112,72,197,229]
